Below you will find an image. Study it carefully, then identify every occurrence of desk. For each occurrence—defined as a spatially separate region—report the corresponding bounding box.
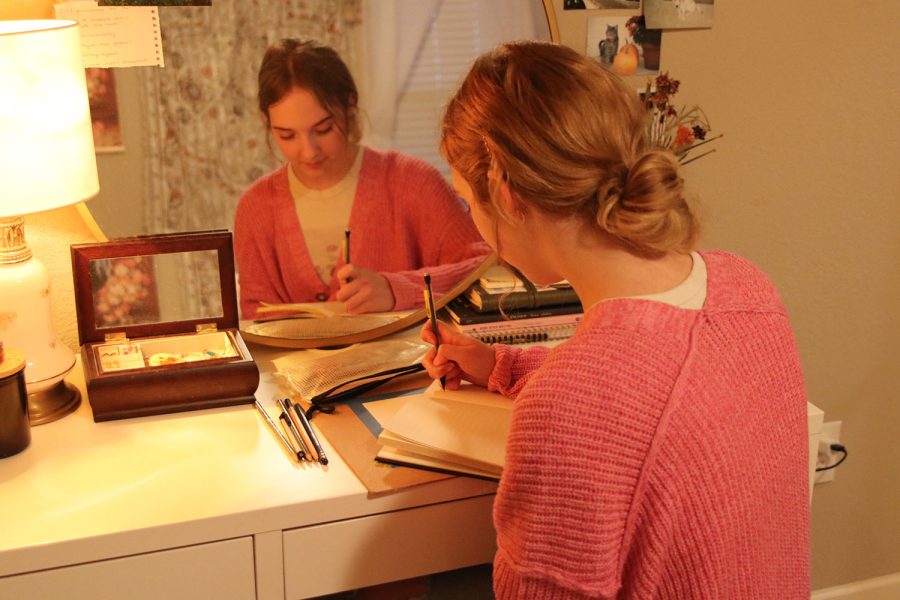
[0,344,498,600]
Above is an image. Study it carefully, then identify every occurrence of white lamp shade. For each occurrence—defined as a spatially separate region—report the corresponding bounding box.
[0,20,99,218]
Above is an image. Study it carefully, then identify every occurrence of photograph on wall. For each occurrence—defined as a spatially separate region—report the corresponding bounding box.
[564,0,641,9]
[587,15,662,77]
[85,68,124,153]
[643,0,714,30]
[98,1,212,6]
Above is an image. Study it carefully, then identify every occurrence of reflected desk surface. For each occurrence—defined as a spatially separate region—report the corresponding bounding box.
[0,339,498,600]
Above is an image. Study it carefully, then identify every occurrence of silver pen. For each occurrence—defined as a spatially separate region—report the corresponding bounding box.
[254,399,300,463]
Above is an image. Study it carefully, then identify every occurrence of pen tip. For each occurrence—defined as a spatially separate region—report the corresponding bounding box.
[424,272,431,284]
[320,457,329,466]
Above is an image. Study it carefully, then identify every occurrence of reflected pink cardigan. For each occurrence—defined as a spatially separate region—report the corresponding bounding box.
[234,147,489,318]
[487,251,810,599]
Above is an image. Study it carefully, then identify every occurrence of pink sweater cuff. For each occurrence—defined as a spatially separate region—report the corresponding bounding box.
[382,272,423,311]
[488,344,517,394]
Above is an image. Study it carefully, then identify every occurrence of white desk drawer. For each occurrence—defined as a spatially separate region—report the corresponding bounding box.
[283,494,496,598]
[0,537,256,600]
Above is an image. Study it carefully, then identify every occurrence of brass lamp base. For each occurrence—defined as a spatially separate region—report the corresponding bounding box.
[28,380,81,425]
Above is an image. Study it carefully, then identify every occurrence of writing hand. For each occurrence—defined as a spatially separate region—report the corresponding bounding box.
[420,320,495,389]
[335,264,395,314]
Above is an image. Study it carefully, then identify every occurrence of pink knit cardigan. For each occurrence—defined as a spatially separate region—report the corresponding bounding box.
[487,251,810,599]
[233,147,489,318]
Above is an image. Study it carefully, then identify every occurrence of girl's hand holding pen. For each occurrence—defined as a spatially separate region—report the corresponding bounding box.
[420,320,496,389]
[335,264,395,313]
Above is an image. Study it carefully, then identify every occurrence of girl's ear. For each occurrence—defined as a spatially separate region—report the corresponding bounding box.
[497,178,527,224]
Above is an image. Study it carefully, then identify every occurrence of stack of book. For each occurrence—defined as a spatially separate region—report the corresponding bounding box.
[443,264,583,344]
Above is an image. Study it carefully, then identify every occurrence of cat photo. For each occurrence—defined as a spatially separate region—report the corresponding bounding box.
[586,16,661,76]
[598,24,619,65]
[643,0,715,30]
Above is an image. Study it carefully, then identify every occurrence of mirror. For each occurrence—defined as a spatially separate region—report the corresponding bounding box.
[88,250,223,328]
[84,1,552,346]
[71,230,239,344]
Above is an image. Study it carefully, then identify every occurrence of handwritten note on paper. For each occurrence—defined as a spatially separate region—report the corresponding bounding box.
[54,1,164,68]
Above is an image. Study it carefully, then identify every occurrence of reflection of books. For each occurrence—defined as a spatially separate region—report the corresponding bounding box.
[375,382,512,480]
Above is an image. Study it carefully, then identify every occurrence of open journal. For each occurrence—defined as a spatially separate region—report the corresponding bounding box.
[244,301,405,338]
[375,381,512,480]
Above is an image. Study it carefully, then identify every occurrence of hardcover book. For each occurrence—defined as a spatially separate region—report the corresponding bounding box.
[466,264,578,312]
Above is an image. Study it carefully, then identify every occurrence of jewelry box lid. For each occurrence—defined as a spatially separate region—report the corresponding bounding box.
[71,230,240,345]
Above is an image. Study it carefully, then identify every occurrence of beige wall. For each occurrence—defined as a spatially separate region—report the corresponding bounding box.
[549,0,900,590]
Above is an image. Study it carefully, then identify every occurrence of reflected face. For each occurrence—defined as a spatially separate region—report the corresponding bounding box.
[267,87,354,190]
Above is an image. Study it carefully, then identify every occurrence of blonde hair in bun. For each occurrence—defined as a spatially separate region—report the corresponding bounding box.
[441,41,699,257]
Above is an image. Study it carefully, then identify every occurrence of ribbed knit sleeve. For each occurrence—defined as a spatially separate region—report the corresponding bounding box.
[488,344,552,397]
[369,152,490,310]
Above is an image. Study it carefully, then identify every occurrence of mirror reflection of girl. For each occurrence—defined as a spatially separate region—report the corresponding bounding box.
[234,39,489,318]
[422,42,809,598]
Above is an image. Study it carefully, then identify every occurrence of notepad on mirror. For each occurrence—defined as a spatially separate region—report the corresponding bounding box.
[375,381,512,480]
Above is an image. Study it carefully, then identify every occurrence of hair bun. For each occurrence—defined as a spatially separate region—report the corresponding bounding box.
[595,151,697,256]
[596,163,629,228]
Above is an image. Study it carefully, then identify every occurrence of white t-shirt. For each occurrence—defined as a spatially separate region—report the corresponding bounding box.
[630,250,707,309]
[288,148,363,285]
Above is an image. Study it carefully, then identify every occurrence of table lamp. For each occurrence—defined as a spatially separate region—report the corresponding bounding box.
[0,20,99,424]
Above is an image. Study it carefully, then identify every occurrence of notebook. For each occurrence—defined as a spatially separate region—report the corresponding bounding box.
[375,381,513,480]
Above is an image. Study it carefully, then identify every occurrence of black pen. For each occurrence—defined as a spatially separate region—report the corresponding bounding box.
[339,228,351,285]
[254,399,300,463]
[343,228,351,265]
[285,398,317,463]
[277,398,310,461]
[423,272,445,390]
[290,400,329,466]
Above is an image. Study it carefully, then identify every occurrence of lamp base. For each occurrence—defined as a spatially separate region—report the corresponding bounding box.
[28,380,81,425]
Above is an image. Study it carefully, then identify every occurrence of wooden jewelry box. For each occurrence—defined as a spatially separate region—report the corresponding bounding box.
[71,230,259,421]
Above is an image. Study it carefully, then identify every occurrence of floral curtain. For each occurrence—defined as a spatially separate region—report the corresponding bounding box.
[140,0,361,235]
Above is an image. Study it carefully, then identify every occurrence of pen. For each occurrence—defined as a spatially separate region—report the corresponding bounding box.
[254,399,300,462]
[277,398,311,461]
[342,228,351,264]
[291,400,329,466]
[285,398,317,463]
[339,228,351,285]
[423,272,445,390]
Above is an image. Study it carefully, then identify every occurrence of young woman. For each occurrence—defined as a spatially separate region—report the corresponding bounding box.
[234,39,489,318]
[422,42,810,598]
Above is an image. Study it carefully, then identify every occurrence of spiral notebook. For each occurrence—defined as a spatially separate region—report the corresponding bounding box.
[443,297,582,344]
[468,324,577,345]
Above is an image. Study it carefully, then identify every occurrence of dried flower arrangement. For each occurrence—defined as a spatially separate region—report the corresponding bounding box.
[643,72,722,165]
